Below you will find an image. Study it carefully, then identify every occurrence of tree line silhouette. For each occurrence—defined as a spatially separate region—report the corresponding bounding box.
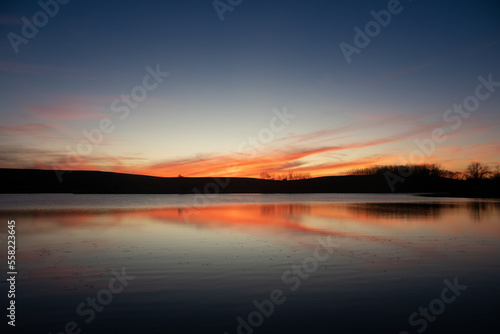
[260,162,499,182]
[260,172,312,181]
[346,162,499,181]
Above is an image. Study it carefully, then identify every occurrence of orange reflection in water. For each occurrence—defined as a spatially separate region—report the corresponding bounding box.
[13,201,500,239]
[6,201,500,289]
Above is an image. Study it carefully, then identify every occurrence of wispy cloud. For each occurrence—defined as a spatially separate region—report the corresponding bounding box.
[0,123,67,142]
[27,105,110,120]
[1,107,497,176]
[138,125,435,177]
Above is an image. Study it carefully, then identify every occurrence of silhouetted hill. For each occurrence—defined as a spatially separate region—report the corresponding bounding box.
[0,168,497,197]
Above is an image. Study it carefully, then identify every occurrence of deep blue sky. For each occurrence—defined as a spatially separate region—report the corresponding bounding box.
[1,0,499,176]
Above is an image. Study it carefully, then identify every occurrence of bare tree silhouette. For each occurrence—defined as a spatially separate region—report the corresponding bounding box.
[464,162,491,181]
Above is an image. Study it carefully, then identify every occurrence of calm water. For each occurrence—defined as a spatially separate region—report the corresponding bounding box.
[1,194,499,333]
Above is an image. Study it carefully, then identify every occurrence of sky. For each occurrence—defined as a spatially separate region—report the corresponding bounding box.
[0,0,499,178]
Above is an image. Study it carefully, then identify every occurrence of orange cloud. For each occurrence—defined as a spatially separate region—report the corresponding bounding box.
[137,122,439,178]
[1,105,498,177]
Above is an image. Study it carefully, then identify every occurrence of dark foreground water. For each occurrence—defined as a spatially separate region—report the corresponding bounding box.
[1,194,499,334]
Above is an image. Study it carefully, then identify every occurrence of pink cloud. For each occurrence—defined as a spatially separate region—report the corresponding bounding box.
[0,122,67,139]
[27,105,111,120]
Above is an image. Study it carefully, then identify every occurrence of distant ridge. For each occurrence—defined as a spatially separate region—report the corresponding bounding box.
[2,168,491,196]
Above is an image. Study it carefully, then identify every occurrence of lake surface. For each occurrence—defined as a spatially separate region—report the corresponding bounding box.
[1,194,499,333]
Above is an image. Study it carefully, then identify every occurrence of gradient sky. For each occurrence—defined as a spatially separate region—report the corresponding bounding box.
[1,0,499,178]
